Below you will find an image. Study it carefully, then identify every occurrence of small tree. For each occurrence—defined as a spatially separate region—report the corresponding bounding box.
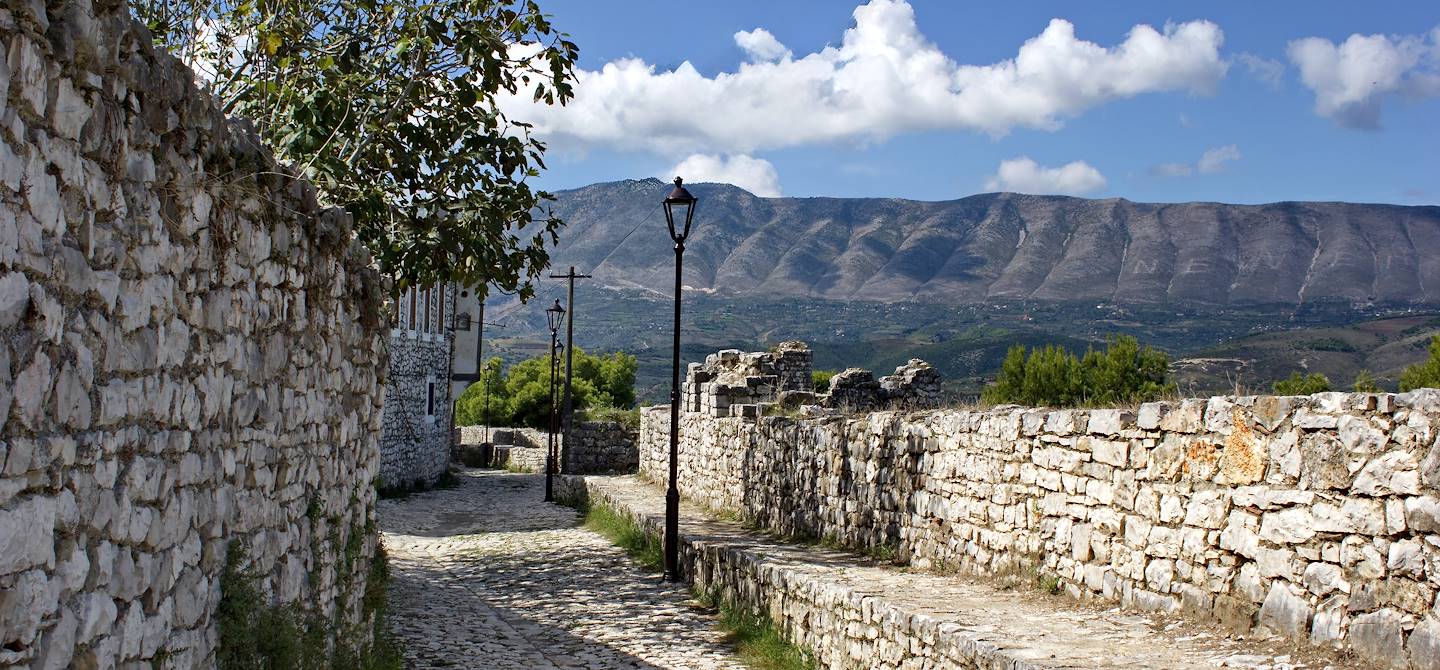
[454,349,638,428]
[1399,335,1440,391]
[134,0,580,295]
[982,336,1174,407]
[1351,369,1381,393]
[1273,372,1331,395]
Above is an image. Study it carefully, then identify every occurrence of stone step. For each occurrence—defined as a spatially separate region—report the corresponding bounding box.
[562,475,1353,670]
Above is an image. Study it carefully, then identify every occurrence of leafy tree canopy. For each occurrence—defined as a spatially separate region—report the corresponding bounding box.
[981,336,1174,408]
[455,349,637,429]
[1400,335,1440,392]
[134,0,579,295]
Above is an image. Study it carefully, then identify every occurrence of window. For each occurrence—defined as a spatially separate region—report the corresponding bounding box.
[407,289,417,330]
[437,284,446,334]
[423,288,433,334]
[456,312,471,331]
[426,381,436,417]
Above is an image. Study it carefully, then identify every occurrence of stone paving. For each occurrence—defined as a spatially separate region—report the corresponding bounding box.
[378,469,746,670]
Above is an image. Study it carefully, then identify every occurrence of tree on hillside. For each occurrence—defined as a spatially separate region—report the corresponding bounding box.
[1400,335,1440,391]
[981,336,1174,407]
[134,0,579,295]
[1272,372,1331,395]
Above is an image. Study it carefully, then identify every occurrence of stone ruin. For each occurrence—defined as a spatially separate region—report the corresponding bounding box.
[682,342,944,417]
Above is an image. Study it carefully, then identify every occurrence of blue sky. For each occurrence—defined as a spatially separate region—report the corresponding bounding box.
[504,1,1440,205]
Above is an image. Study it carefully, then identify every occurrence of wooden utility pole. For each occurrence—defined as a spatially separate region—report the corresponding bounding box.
[548,266,591,474]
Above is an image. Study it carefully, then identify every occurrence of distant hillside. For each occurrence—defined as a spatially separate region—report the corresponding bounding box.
[544,179,1440,309]
[1173,315,1440,393]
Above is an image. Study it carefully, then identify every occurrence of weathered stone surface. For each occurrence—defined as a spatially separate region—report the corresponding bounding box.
[1409,615,1440,670]
[639,389,1440,668]
[1258,583,1313,638]
[1350,609,1408,669]
[0,4,388,666]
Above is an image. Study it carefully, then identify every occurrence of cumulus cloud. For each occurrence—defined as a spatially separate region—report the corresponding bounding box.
[984,157,1105,195]
[1149,144,1240,177]
[1237,53,1285,88]
[667,154,783,197]
[502,1,1228,153]
[1288,26,1440,129]
[735,28,791,62]
[1197,144,1241,174]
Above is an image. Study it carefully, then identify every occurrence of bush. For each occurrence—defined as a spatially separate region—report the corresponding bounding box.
[811,370,836,393]
[1351,369,1381,393]
[980,336,1174,407]
[1272,372,1331,395]
[455,349,638,429]
[1400,335,1440,391]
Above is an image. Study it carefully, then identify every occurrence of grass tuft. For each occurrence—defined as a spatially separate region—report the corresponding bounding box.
[582,502,664,573]
[710,597,816,670]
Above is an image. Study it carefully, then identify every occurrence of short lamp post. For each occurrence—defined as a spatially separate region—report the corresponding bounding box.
[661,177,696,582]
[544,299,566,502]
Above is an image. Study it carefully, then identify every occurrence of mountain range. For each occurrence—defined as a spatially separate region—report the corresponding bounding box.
[542,178,1440,308]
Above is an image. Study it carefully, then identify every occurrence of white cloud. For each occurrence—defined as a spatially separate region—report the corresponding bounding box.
[1237,53,1285,88]
[667,154,783,197]
[1149,144,1240,177]
[1149,162,1194,177]
[1197,144,1241,174]
[502,1,1228,154]
[1288,26,1440,129]
[735,28,791,62]
[984,157,1105,196]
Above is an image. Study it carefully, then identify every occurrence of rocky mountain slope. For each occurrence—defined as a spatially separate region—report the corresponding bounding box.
[544,179,1440,308]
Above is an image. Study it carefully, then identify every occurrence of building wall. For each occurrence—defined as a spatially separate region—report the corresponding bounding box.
[380,284,456,489]
[640,391,1440,668]
[0,5,389,667]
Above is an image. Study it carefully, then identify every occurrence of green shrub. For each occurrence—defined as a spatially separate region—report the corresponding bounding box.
[980,336,1174,407]
[581,405,641,431]
[1400,335,1440,391]
[1351,369,1381,393]
[811,370,836,393]
[1272,372,1331,395]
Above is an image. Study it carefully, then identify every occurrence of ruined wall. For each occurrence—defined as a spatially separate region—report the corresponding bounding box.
[640,392,1440,667]
[1,5,388,668]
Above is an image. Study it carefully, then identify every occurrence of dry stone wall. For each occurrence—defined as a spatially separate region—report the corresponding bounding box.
[1,5,387,668]
[457,422,637,474]
[640,391,1440,668]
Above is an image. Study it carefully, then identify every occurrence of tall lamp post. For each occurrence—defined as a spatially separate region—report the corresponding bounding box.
[544,299,566,502]
[661,177,697,582]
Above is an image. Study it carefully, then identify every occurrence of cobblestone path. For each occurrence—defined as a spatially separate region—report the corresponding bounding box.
[379,469,746,670]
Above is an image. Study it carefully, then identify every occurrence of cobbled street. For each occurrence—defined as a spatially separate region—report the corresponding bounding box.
[379,469,746,670]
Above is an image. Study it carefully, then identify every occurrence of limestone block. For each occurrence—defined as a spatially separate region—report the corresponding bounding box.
[0,270,30,327]
[1301,561,1349,595]
[1409,614,1440,670]
[1348,609,1407,669]
[1257,582,1312,638]
[1406,496,1440,533]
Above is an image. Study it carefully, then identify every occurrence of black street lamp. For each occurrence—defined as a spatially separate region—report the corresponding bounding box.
[661,176,696,582]
[545,299,566,502]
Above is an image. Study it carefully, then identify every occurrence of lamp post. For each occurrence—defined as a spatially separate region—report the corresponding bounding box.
[661,177,697,582]
[544,299,566,502]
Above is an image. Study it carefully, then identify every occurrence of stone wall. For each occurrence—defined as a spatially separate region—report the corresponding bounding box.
[458,422,637,474]
[379,284,456,490]
[640,392,1440,667]
[0,5,387,669]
